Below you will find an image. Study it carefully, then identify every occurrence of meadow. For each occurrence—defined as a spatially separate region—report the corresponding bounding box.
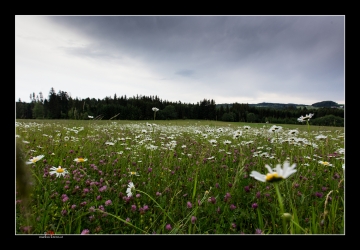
[15,118,345,235]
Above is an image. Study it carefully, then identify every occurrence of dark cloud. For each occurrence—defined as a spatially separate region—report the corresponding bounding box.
[17,16,344,105]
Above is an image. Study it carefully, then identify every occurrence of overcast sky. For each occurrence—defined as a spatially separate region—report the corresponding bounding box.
[15,15,345,105]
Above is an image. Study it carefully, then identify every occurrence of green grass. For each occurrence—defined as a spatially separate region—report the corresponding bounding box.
[15,119,344,234]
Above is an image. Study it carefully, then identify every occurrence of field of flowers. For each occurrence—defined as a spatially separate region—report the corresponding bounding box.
[15,117,345,235]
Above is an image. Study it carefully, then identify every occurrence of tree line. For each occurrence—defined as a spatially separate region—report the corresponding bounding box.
[15,88,344,127]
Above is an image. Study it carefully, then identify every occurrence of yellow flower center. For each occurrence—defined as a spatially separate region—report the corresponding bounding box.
[78,158,85,162]
[322,162,330,166]
[265,172,283,182]
[57,168,64,173]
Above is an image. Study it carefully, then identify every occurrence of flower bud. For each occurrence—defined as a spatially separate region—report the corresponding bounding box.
[282,213,292,221]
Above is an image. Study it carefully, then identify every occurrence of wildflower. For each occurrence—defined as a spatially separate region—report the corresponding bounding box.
[230,204,236,210]
[129,171,140,176]
[99,186,107,192]
[255,228,263,234]
[165,224,172,231]
[315,192,324,198]
[288,129,299,136]
[26,155,44,164]
[268,125,283,133]
[233,130,242,139]
[126,182,135,197]
[224,192,231,202]
[152,107,159,112]
[250,161,297,183]
[298,113,314,122]
[209,139,217,145]
[74,157,88,163]
[315,134,327,140]
[224,140,232,145]
[318,161,333,167]
[208,196,216,204]
[88,116,93,119]
[187,201,192,208]
[49,166,69,178]
[191,216,197,224]
[81,229,90,235]
[252,203,258,209]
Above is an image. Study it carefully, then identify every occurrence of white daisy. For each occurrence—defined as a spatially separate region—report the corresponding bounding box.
[74,157,88,163]
[318,161,333,167]
[49,166,69,178]
[129,171,140,176]
[223,140,232,145]
[297,113,314,122]
[26,155,45,164]
[126,182,135,197]
[250,161,297,183]
[268,125,283,133]
[315,134,327,140]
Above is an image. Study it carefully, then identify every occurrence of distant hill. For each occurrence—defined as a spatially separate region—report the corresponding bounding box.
[311,101,341,108]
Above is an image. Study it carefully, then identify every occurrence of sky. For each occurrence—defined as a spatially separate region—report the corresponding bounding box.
[15,15,345,105]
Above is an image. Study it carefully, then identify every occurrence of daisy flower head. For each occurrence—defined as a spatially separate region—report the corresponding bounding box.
[318,161,333,167]
[250,161,297,183]
[74,157,88,163]
[129,171,140,176]
[233,130,242,139]
[223,140,232,145]
[49,166,69,178]
[209,139,217,145]
[315,134,327,140]
[88,115,94,119]
[126,182,135,197]
[152,107,159,112]
[26,155,45,164]
[298,113,314,122]
[268,125,283,134]
[288,129,299,136]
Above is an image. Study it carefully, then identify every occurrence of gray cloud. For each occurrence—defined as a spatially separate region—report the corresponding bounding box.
[16,15,345,105]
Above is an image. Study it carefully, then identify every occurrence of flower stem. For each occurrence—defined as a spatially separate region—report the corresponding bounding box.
[274,183,287,234]
[136,189,175,225]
